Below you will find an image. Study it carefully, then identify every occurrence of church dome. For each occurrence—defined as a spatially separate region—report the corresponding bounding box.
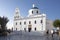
[31,7,38,9]
[28,4,40,17]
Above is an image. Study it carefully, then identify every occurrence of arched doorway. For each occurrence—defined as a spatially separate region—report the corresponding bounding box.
[28,25,32,32]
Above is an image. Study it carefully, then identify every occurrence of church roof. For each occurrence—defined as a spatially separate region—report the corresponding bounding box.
[31,7,38,9]
[31,4,39,9]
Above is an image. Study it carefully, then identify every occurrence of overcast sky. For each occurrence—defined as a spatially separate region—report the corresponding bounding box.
[0,0,60,29]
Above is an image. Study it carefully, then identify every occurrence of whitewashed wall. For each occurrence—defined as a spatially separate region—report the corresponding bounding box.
[13,14,46,32]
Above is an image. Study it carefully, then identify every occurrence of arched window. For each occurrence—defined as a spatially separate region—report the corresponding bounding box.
[35,27,36,31]
[29,21,31,24]
[16,22,17,25]
[32,11,33,14]
[36,11,38,14]
[41,20,43,23]
[34,20,36,24]
[20,22,21,25]
[24,21,26,25]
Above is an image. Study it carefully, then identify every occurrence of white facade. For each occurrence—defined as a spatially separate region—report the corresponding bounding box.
[13,4,46,32]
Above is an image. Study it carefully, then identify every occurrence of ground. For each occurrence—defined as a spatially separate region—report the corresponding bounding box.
[0,31,60,40]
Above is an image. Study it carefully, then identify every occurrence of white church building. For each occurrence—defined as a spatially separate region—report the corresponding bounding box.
[13,4,46,32]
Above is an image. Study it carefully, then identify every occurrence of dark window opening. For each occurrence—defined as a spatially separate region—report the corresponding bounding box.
[35,20,36,24]
[37,11,38,14]
[20,22,21,25]
[24,22,26,25]
[35,27,36,31]
[41,20,43,23]
[29,21,31,24]
[32,11,33,14]
[16,22,17,25]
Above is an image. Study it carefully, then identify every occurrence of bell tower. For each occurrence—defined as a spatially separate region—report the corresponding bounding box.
[14,8,20,20]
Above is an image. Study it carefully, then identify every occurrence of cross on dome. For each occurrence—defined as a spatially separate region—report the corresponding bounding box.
[32,4,38,9]
[15,8,20,12]
[33,4,35,7]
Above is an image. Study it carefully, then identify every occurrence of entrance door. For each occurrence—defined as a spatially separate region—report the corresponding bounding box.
[28,25,32,32]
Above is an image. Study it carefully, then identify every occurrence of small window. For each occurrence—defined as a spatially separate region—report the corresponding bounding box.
[35,27,36,31]
[41,20,43,23]
[37,11,38,14]
[34,20,36,24]
[24,21,26,25]
[29,21,31,24]
[32,11,33,14]
[20,22,21,25]
[16,28,17,30]
[16,22,17,25]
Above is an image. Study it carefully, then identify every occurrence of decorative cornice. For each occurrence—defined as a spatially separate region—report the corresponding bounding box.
[14,16,46,21]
